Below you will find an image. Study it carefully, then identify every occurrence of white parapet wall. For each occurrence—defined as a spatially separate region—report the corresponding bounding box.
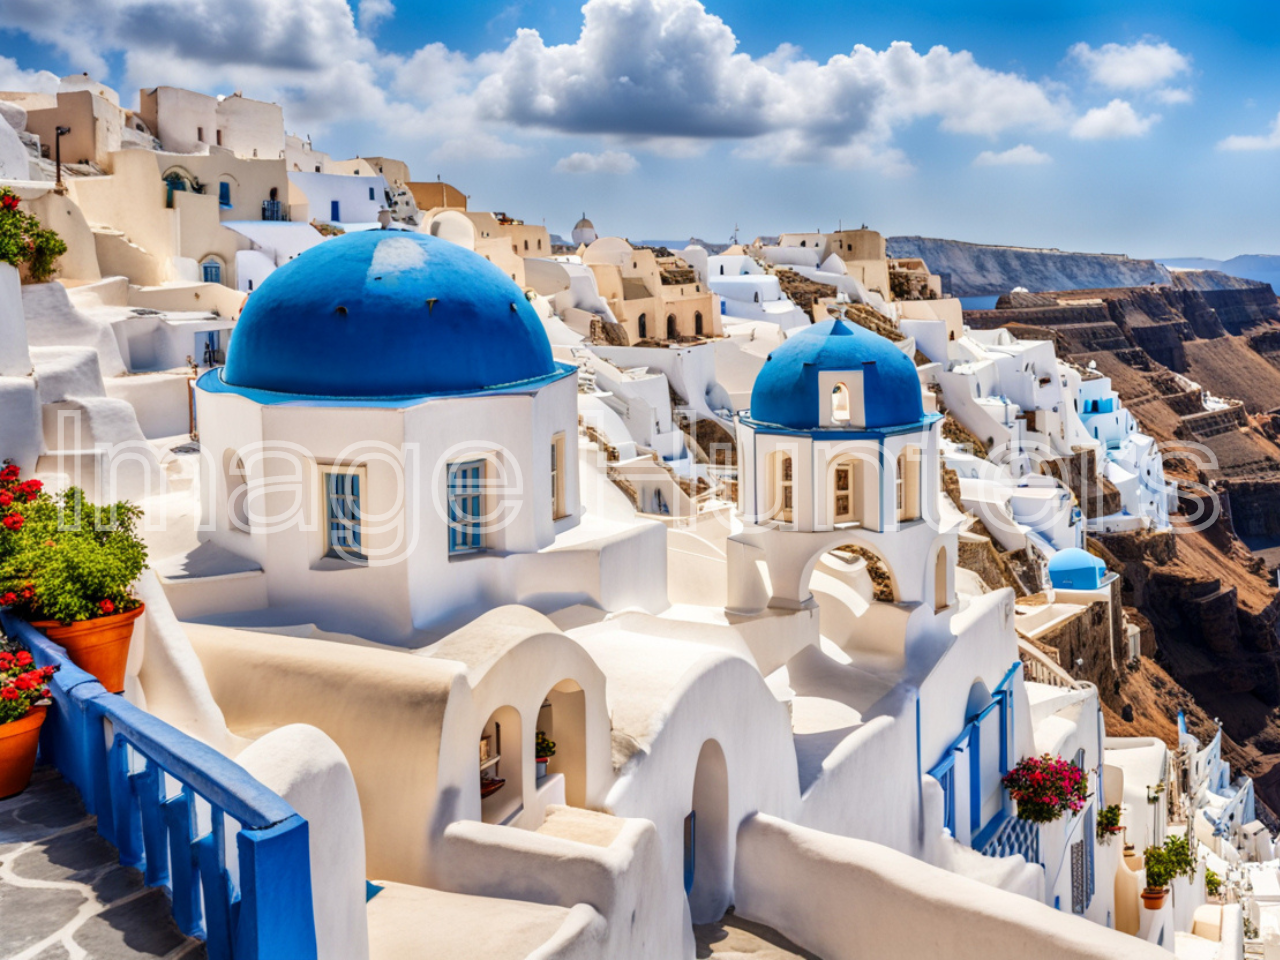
[734,813,1170,960]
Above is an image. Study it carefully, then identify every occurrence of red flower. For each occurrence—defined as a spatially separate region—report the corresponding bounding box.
[0,465,18,481]
[20,587,33,600]
[0,492,11,507]
[0,194,18,211]
[3,515,23,532]
[0,592,15,605]
[99,599,115,614]
[16,651,32,666]
[0,688,18,701]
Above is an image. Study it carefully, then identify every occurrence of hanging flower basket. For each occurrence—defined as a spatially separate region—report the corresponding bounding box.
[1002,753,1089,824]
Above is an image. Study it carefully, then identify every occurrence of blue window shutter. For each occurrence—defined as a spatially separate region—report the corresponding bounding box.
[218,182,231,208]
[330,200,340,222]
[368,187,375,201]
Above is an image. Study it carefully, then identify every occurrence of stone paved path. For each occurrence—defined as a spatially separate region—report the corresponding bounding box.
[0,766,206,960]
[695,908,823,959]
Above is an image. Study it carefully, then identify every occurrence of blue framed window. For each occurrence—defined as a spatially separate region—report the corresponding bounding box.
[325,469,363,561]
[218,181,231,208]
[448,460,485,554]
[368,186,375,201]
[201,259,221,284]
[330,200,340,221]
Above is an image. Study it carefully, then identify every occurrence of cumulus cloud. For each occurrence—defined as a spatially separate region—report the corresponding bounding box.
[1218,112,1280,152]
[0,0,1179,170]
[0,56,59,94]
[1069,39,1190,90]
[1070,99,1159,139]
[554,150,638,174]
[973,144,1051,167]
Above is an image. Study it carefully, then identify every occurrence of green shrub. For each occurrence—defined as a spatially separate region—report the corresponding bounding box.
[0,465,147,624]
[1163,834,1196,881]
[0,187,67,284]
[1205,867,1221,898]
[1097,803,1123,842]
[1143,844,1175,890]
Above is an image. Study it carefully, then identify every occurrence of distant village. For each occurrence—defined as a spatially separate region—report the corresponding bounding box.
[0,73,1263,960]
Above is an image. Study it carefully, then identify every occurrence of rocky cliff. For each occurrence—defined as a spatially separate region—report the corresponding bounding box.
[886,236,1172,297]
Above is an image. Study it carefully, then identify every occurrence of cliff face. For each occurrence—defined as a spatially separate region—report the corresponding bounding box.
[887,236,1171,297]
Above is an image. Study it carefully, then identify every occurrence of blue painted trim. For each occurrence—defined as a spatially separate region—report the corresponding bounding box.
[199,360,576,408]
[4,614,317,960]
[739,411,942,439]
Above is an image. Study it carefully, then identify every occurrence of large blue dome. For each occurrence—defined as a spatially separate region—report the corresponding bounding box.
[222,231,557,399]
[749,319,926,430]
[1047,547,1106,590]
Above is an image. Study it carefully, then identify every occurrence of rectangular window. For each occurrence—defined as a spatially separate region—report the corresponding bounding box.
[368,186,376,201]
[197,126,204,142]
[330,199,341,222]
[551,433,567,519]
[216,129,222,146]
[218,182,231,208]
[324,468,364,561]
[448,459,485,554]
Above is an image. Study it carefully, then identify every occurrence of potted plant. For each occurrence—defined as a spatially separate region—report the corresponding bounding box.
[1096,803,1123,843]
[1002,753,1089,824]
[0,466,147,693]
[0,638,57,798]
[1141,844,1174,910]
[1163,834,1196,882]
[535,731,556,779]
[0,186,67,284]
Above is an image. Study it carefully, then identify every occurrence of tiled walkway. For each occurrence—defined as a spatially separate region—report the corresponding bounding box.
[0,767,205,960]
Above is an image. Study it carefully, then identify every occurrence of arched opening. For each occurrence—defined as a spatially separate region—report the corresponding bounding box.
[896,446,921,522]
[830,455,861,524]
[719,264,725,275]
[831,383,851,424]
[637,313,647,339]
[523,239,529,251]
[667,314,678,340]
[687,739,730,924]
[767,452,793,523]
[536,679,587,808]
[934,547,948,611]
[223,449,250,533]
[201,256,223,284]
[694,311,704,336]
[479,705,523,825]
[800,240,806,247]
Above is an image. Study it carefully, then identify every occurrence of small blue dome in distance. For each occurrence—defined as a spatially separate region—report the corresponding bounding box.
[222,231,556,399]
[1048,548,1107,590]
[749,319,926,430]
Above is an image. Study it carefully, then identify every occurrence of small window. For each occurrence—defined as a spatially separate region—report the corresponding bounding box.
[201,259,222,284]
[197,126,204,142]
[368,186,375,201]
[638,313,647,339]
[551,433,567,519]
[832,383,851,423]
[448,459,486,554]
[776,455,793,522]
[694,311,704,336]
[330,200,340,222]
[218,181,231,208]
[537,239,542,250]
[216,130,222,146]
[324,468,364,561]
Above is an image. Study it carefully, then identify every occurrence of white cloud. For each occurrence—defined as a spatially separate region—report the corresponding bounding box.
[1069,39,1190,91]
[973,144,1051,167]
[1070,99,1159,139]
[0,56,59,95]
[554,150,638,174]
[1218,112,1280,152]
[1152,87,1192,105]
[357,0,394,33]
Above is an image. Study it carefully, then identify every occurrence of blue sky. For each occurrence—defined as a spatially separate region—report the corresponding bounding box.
[1,0,1277,257]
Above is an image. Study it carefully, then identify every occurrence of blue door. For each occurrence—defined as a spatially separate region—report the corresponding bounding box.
[330,200,340,222]
[202,260,221,283]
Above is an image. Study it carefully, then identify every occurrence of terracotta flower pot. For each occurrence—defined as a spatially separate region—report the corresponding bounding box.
[31,604,144,694]
[0,706,46,799]
[1140,887,1167,910]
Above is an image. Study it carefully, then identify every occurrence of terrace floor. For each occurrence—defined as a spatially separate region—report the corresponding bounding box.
[695,908,823,959]
[0,766,205,960]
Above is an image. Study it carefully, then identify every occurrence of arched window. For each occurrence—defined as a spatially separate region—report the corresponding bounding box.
[637,313,647,339]
[523,239,529,251]
[753,291,760,303]
[934,549,948,611]
[201,257,222,284]
[800,240,806,247]
[719,264,725,275]
[667,314,678,340]
[831,383,851,423]
[897,446,921,522]
[694,312,703,336]
[774,454,793,522]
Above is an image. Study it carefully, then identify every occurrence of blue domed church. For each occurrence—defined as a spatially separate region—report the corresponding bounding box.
[194,231,666,641]
[726,320,954,662]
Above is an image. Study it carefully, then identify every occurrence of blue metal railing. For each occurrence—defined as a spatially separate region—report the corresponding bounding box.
[4,614,317,960]
[974,810,1040,865]
[261,199,287,221]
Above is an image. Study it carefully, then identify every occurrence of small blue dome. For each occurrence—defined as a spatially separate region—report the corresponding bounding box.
[222,231,556,399]
[1048,548,1107,590]
[749,319,925,430]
